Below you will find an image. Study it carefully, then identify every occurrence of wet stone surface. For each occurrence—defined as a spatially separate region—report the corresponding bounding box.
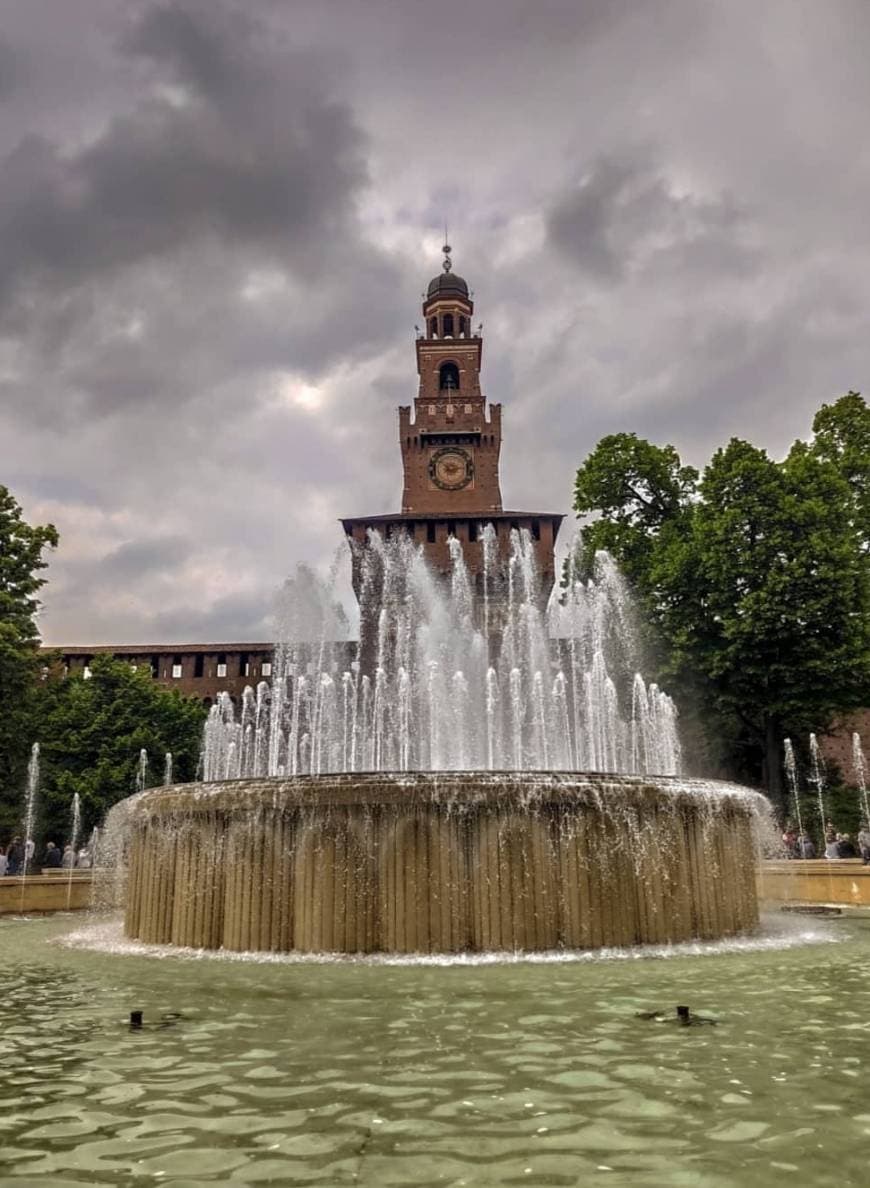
[1,913,868,1186]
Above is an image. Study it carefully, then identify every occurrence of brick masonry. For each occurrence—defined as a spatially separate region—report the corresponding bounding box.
[342,254,562,605]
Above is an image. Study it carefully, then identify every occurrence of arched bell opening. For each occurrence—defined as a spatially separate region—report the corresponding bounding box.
[439,361,460,391]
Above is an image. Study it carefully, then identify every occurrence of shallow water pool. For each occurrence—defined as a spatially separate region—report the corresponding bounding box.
[1,913,868,1186]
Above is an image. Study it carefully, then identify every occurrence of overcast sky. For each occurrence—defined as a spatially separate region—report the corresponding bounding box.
[2,0,869,645]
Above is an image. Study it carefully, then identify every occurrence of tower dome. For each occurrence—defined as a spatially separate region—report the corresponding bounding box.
[427,270,469,299]
[426,243,469,301]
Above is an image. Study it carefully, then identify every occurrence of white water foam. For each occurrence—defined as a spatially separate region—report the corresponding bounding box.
[57,913,840,967]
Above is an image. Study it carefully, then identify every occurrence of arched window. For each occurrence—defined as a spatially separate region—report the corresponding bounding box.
[439,361,460,391]
[429,317,438,338]
[442,313,454,337]
[459,316,467,337]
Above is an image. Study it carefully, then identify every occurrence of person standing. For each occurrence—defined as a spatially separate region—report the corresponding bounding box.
[837,833,858,859]
[43,841,62,869]
[6,836,24,875]
[61,845,75,869]
[858,823,870,865]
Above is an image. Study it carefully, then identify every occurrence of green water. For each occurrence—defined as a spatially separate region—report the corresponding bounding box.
[1,915,869,1187]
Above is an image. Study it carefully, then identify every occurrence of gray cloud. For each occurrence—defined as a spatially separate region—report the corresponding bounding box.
[0,0,868,645]
[547,156,752,284]
[0,4,369,313]
[0,35,21,99]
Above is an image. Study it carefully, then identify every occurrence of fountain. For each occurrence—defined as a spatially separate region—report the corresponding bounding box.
[853,733,869,826]
[65,792,81,908]
[114,539,767,956]
[809,732,828,849]
[783,738,805,844]
[17,742,40,909]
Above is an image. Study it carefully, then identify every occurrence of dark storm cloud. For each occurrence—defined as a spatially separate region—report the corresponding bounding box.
[1,0,869,643]
[547,155,753,284]
[0,35,21,98]
[0,1,368,315]
[144,590,275,643]
[99,535,191,578]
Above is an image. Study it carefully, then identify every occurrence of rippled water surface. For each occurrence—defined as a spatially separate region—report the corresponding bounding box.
[1,914,869,1186]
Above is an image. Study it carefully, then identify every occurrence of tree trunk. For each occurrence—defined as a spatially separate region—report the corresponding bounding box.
[762,715,784,809]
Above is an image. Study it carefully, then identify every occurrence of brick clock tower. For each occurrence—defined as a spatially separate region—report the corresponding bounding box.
[342,246,562,616]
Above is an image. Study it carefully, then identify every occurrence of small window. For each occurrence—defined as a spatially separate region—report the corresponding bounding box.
[194,654,204,678]
[531,520,541,541]
[239,652,249,677]
[428,404,436,415]
[469,521,478,543]
[172,664,183,679]
[464,403,473,413]
[262,661,272,678]
[217,663,227,679]
[151,654,161,678]
[447,521,456,538]
[427,522,436,543]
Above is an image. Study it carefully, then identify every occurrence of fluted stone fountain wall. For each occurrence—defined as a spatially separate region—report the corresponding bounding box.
[121,773,762,955]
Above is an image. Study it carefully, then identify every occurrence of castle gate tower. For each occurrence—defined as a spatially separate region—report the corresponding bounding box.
[341,246,562,622]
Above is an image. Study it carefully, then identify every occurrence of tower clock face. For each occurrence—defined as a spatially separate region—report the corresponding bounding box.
[429,447,474,491]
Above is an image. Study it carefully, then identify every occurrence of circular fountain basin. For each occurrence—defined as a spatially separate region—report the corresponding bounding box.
[120,772,765,955]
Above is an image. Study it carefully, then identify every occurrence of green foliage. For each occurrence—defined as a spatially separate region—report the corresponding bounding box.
[571,432,697,583]
[791,786,866,849]
[811,391,870,553]
[571,396,870,802]
[9,655,206,845]
[0,485,57,795]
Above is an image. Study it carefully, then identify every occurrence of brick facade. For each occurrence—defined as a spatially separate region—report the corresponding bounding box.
[49,644,274,703]
[343,249,562,606]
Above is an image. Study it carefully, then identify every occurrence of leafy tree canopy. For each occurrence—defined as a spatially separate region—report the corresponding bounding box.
[571,395,870,800]
[2,655,205,845]
[811,391,870,553]
[0,485,57,793]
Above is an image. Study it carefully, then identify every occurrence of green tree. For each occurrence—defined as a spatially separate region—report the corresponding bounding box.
[0,485,57,805]
[571,403,870,803]
[571,432,697,582]
[811,391,870,553]
[27,655,205,845]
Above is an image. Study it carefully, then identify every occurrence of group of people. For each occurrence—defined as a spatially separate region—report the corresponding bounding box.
[0,838,92,876]
[781,823,870,863]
